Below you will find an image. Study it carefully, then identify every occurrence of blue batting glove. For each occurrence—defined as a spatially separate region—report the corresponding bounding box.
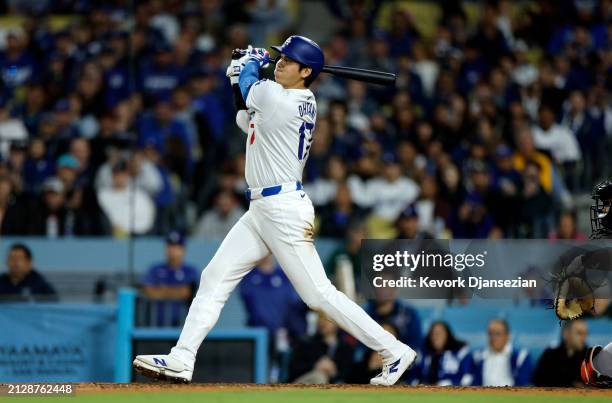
[246,47,270,68]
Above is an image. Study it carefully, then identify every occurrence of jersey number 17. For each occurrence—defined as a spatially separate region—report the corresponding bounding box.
[298,122,314,161]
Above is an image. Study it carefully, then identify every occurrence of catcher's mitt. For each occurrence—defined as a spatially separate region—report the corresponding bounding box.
[553,255,595,320]
[554,275,594,320]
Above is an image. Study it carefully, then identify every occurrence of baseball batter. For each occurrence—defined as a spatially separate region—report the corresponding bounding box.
[133,36,416,386]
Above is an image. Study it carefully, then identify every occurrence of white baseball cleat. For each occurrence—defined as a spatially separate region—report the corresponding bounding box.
[370,347,418,386]
[133,355,192,383]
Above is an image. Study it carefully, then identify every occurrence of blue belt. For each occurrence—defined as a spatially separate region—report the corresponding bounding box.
[245,181,303,201]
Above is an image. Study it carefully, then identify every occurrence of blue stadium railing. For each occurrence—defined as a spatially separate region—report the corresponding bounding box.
[115,288,269,383]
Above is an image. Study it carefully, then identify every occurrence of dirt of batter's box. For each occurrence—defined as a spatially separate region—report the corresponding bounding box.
[73,383,611,396]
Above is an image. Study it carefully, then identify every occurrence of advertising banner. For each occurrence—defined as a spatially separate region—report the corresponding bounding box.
[0,304,115,382]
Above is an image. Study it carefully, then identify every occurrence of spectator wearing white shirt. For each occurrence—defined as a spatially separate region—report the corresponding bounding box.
[149,1,180,45]
[470,319,533,386]
[192,190,244,240]
[411,42,439,99]
[0,97,28,160]
[511,41,538,87]
[532,105,581,164]
[97,160,156,236]
[349,152,419,222]
[532,104,581,190]
[95,150,162,198]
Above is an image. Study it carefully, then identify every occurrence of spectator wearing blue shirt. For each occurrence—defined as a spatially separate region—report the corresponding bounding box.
[470,319,533,386]
[23,138,55,194]
[384,10,420,58]
[138,43,186,106]
[239,255,307,348]
[142,231,199,326]
[326,100,362,160]
[0,243,57,302]
[138,98,192,182]
[449,193,495,239]
[45,99,79,158]
[12,84,46,135]
[187,69,232,187]
[363,281,423,351]
[101,31,132,109]
[171,86,198,150]
[317,183,365,239]
[492,144,522,189]
[0,28,37,91]
[189,68,227,142]
[411,321,473,386]
[101,49,131,109]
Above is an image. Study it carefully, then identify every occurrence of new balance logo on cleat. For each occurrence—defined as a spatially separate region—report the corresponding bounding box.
[388,358,400,374]
[133,355,193,383]
[153,358,167,367]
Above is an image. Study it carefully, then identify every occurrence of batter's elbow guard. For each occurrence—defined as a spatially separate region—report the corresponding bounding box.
[581,346,612,388]
[232,83,247,111]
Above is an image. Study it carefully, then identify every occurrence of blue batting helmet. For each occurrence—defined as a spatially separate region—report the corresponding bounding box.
[271,36,324,80]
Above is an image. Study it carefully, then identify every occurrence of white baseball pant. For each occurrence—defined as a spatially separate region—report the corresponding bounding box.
[170,190,406,368]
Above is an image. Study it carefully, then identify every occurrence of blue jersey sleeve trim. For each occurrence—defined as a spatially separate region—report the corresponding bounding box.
[239,60,260,101]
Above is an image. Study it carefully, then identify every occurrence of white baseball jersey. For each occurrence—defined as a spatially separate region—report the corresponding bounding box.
[245,79,316,188]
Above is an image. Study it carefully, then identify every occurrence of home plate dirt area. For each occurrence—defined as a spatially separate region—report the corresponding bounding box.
[56,383,611,403]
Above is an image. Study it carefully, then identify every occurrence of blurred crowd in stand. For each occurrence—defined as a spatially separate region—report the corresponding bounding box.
[0,0,610,386]
[0,0,609,241]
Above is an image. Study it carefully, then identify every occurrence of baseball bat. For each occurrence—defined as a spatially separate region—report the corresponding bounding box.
[232,50,396,86]
[270,57,396,86]
[320,65,396,86]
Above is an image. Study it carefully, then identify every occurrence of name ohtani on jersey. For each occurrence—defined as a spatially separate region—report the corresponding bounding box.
[298,102,316,119]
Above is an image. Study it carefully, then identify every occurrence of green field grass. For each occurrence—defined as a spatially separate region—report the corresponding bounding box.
[10,390,612,403]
